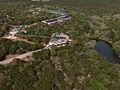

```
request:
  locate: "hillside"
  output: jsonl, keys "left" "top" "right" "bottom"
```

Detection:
{"left": 0, "top": 0, "right": 120, "bottom": 90}
{"left": 47, "top": 0, "right": 120, "bottom": 13}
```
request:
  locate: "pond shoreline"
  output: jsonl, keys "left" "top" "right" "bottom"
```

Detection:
{"left": 94, "top": 39, "right": 120, "bottom": 64}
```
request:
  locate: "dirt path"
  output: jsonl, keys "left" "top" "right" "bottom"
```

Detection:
{"left": 2, "top": 36, "right": 35, "bottom": 44}
{"left": 0, "top": 47, "right": 47, "bottom": 65}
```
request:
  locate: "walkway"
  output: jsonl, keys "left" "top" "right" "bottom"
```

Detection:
{"left": 0, "top": 47, "right": 47, "bottom": 65}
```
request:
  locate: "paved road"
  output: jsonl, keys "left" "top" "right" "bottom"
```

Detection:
{"left": 0, "top": 47, "right": 47, "bottom": 65}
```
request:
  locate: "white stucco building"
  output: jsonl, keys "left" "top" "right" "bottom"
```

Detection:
{"left": 47, "top": 33, "right": 72, "bottom": 47}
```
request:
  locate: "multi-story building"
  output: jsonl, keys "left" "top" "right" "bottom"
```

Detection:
{"left": 42, "top": 15, "right": 71, "bottom": 25}
{"left": 47, "top": 33, "right": 72, "bottom": 47}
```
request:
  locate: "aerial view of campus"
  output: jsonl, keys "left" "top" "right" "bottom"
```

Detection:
{"left": 0, "top": 0, "right": 120, "bottom": 90}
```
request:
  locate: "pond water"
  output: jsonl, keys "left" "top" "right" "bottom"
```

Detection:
{"left": 95, "top": 40, "right": 120, "bottom": 63}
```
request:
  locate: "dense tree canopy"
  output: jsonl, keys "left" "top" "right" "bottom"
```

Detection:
{"left": 0, "top": 0, "right": 120, "bottom": 90}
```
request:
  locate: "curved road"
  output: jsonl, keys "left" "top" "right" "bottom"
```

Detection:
{"left": 0, "top": 47, "right": 47, "bottom": 65}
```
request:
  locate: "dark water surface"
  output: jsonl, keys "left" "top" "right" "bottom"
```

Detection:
{"left": 95, "top": 40, "right": 120, "bottom": 63}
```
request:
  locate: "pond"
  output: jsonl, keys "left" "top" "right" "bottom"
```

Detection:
{"left": 95, "top": 40, "right": 120, "bottom": 64}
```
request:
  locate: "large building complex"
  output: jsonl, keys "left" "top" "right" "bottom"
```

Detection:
{"left": 42, "top": 15, "right": 71, "bottom": 25}
{"left": 47, "top": 33, "right": 72, "bottom": 47}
